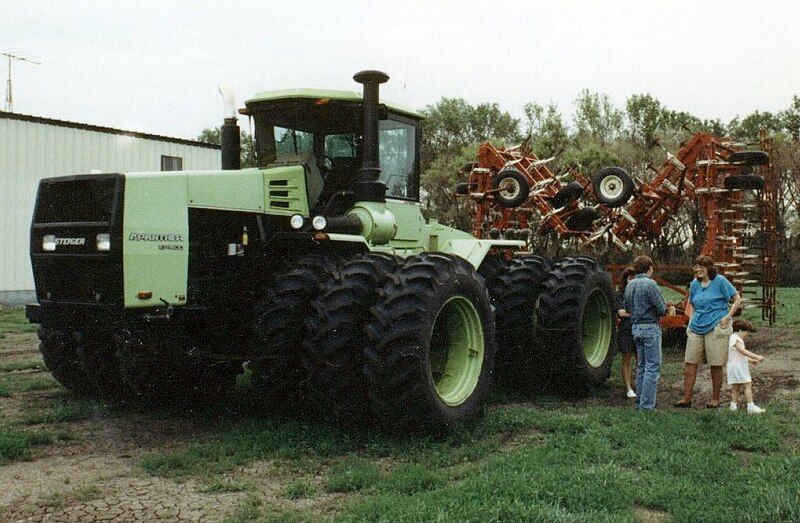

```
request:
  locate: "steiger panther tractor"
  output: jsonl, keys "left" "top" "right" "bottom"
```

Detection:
{"left": 27, "top": 70, "right": 616, "bottom": 433}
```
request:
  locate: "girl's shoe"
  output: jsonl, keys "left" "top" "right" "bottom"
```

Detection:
{"left": 747, "top": 403, "right": 765, "bottom": 414}
{"left": 730, "top": 402, "right": 738, "bottom": 411}
{"left": 626, "top": 389, "right": 637, "bottom": 398}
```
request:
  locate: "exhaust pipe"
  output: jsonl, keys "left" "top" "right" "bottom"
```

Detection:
{"left": 353, "top": 70, "right": 389, "bottom": 202}
{"left": 219, "top": 85, "right": 241, "bottom": 170}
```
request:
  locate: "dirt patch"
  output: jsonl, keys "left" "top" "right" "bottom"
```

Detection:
{"left": 635, "top": 505, "right": 670, "bottom": 522}
{"left": 596, "top": 327, "right": 800, "bottom": 409}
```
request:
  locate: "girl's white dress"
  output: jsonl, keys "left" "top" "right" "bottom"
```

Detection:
{"left": 727, "top": 333, "right": 751, "bottom": 384}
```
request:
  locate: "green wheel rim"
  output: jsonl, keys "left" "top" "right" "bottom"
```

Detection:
{"left": 429, "top": 296, "right": 485, "bottom": 406}
{"left": 582, "top": 289, "right": 612, "bottom": 368}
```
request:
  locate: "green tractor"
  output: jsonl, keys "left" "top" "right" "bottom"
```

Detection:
{"left": 27, "top": 71, "right": 616, "bottom": 432}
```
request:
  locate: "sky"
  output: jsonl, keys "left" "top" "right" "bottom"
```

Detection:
{"left": 3, "top": 1, "right": 800, "bottom": 141}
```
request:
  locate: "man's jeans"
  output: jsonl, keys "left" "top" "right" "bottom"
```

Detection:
{"left": 632, "top": 323, "right": 662, "bottom": 410}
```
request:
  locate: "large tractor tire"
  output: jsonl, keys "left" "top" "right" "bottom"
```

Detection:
{"left": 75, "top": 330, "right": 128, "bottom": 400}
{"left": 248, "top": 253, "right": 339, "bottom": 413}
{"left": 477, "top": 251, "right": 510, "bottom": 283}
{"left": 364, "top": 253, "right": 496, "bottom": 433}
{"left": 537, "top": 257, "right": 617, "bottom": 392}
{"left": 302, "top": 252, "right": 401, "bottom": 422}
{"left": 114, "top": 328, "right": 241, "bottom": 406}
{"left": 489, "top": 255, "right": 553, "bottom": 389}
{"left": 115, "top": 333, "right": 184, "bottom": 405}
{"left": 182, "top": 359, "right": 243, "bottom": 399}
{"left": 38, "top": 327, "right": 93, "bottom": 395}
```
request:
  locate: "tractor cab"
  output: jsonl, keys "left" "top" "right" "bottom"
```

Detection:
{"left": 242, "top": 89, "right": 422, "bottom": 211}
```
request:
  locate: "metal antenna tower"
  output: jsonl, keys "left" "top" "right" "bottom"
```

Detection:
{"left": 2, "top": 52, "right": 42, "bottom": 112}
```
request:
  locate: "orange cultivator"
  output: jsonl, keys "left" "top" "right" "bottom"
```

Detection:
{"left": 458, "top": 130, "right": 778, "bottom": 328}
{"left": 460, "top": 142, "right": 619, "bottom": 248}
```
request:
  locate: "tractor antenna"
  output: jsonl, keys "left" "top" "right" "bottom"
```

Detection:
{"left": 2, "top": 52, "right": 42, "bottom": 112}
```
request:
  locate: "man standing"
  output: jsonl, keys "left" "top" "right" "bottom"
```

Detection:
{"left": 624, "top": 255, "right": 667, "bottom": 411}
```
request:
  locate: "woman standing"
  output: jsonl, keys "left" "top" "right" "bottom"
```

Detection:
{"left": 675, "top": 255, "right": 742, "bottom": 408}
{"left": 616, "top": 267, "right": 637, "bottom": 398}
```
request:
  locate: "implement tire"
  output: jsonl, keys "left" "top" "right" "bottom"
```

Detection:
{"left": 593, "top": 167, "right": 634, "bottom": 207}
{"left": 492, "top": 169, "right": 531, "bottom": 208}
{"left": 565, "top": 207, "right": 602, "bottom": 231}
{"left": 727, "top": 151, "right": 769, "bottom": 166}
{"left": 537, "top": 257, "right": 616, "bottom": 392}
{"left": 248, "top": 253, "right": 339, "bottom": 413}
{"left": 303, "top": 253, "right": 402, "bottom": 422}
{"left": 38, "top": 327, "right": 93, "bottom": 395}
{"left": 490, "top": 255, "right": 553, "bottom": 389}
{"left": 364, "top": 253, "right": 496, "bottom": 433}
{"left": 724, "top": 174, "right": 765, "bottom": 191}
{"left": 550, "top": 181, "right": 584, "bottom": 209}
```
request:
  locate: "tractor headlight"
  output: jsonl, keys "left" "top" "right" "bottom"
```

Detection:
{"left": 290, "top": 214, "right": 304, "bottom": 230}
{"left": 311, "top": 216, "right": 327, "bottom": 231}
{"left": 42, "top": 235, "right": 56, "bottom": 252}
{"left": 96, "top": 233, "right": 110, "bottom": 251}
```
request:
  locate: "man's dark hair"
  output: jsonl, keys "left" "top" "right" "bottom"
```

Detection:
{"left": 632, "top": 255, "right": 653, "bottom": 275}
{"left": 694, "top": 255, "right": 718, "bottom": 279}
{"left": 733, "top": 318, "right": 756, "bottom": 333}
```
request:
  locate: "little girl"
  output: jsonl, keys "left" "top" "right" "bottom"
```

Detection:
{"left": 728, "top": 319, "right": 766, "bottom": 414}
{"left": 615, "top": 267, "right": 637, "bottom": 398}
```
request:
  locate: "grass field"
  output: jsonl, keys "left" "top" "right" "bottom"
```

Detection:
{"left": 1, "top": 292, "right": 798, "bottom": 521}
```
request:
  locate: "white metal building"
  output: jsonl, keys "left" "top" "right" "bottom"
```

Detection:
{"left": 0, "top": 111, "right": 221, "bottom": 304}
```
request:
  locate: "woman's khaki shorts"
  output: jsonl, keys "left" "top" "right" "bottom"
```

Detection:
{"left": 685, "top": 322, "right": 732, "bottom": 366}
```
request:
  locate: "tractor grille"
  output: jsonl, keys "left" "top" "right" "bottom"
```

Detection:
{"left": 30, "top": 174, "right": 125, "bottom": 306}
{"left": 267, "top": 178, "right": 305, "bottom": 213}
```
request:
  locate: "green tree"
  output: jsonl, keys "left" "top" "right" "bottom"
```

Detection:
{"left": 420, "top": 98, "right": 521, "bottom": 169}
{"left": 419, "top": 146, "right": 477, "bottom": 231}
{"left": 523, "top": 101, "right": 569, "bottom": 157}
{"left": 727, "top": 111, "right": 782, "bottom": 141}
{"left": 659, "top": 110, "right": 703, "bottom": 134}
{"left": 779, "top": 95, "right": 800, "bottom": 140}
{"left": 563, "top": 144, "right": 621, "bottom": 175}
{"left": 625, "top": 94, "right": 662, "bottom": 147}
{"left": 573, "top": 90, "right": 623, "bottom": 145}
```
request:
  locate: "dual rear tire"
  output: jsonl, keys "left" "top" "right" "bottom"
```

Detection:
{"left": 300, "top": 252, "right": 496, "bottom": 433}
{"left": 250, "top": 251, "right": 615, "bottom": 431}
{"left": 489, "top": 255, "right": 616, "bottom": 393}
{"left": 364, "top": 253, "right": 496, "bottom": 433}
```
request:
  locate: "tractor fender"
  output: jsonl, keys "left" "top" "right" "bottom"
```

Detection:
{"left": 445, "top": 239, "right": 524, "bottom": 269}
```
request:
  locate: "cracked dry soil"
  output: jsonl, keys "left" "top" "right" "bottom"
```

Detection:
{"left": 0, "top": 333, "right": 334, "bottom": 522}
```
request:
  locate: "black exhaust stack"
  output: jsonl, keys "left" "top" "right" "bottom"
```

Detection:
{"left": 221, "top": 117, "right": 241, "bottom": 170}
{"left": 353, "top": 70, "right": 389, "bottom": 202}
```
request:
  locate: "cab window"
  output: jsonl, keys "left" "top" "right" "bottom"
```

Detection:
{"left": 379, "top": 119, "right": 417, "bottom": 200}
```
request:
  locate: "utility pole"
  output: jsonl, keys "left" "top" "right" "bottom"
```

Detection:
{"left": 2, "top": 52, "right": 42, "bottom": 112}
